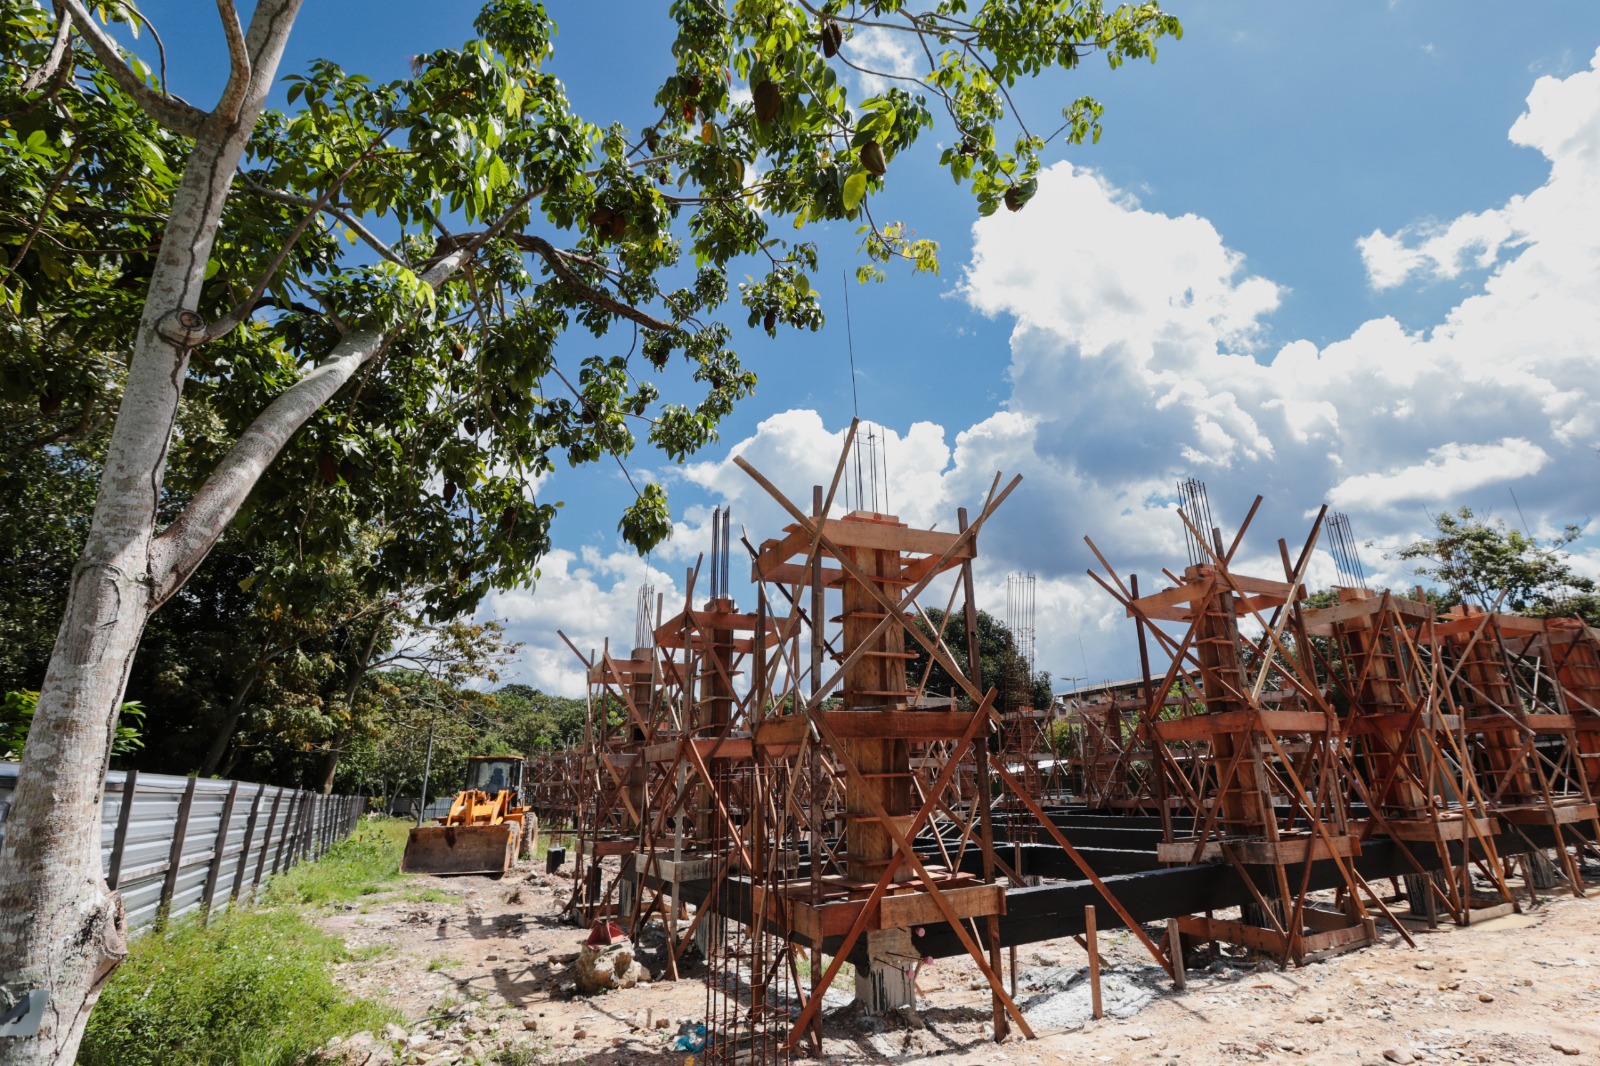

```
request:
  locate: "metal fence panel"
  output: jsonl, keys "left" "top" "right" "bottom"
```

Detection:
{"left": 0, "top": 763, "right": 363, "bottom": 937}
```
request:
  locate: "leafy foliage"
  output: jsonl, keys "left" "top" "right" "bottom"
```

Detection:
{"left": 3, "top": 0, "right": 1181, "bottom": 620}
{"left": 1, "top": 689, "right": 143, "bottom": 760}
{"left": 905, "top": 607, "right": 1051, "bottom": 711}
{"left": 1396, "top": 507, "right": 1597, "bottom": 623}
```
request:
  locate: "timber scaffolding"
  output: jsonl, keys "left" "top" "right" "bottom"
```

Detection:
{"left": 525, "top": 451, "right": 1598, "bottom": 1061}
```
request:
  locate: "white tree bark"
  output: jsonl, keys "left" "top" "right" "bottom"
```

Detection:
{"left": 0, "top": 3, "right": 304, "bottom": 1062}
{"left": 0, "top": 0, "right": 499, "bottom": 1054}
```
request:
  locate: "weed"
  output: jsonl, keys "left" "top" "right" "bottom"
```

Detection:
{"left": 427, "top": 955, "right": 460, "bottom": 972}
{"left": 494, "top": 1041, "right": 545, "bottom": 1065}
{"left": 80, "top": 906, "right": 397, "bottom": 1066}
{"left": 400, "top": 886, "right": 456, "bottom": 904}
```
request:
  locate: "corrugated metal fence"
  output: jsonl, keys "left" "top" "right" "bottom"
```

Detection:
{"left": 0, "top": 764, "right": 363, "bottom": 934}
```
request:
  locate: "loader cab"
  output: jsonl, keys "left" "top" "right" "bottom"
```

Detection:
{"left": 463, "top": 755, "right": 524, "bottom": 804}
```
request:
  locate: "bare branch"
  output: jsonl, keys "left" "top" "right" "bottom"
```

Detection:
{"left": 215, "top": 0, "right": 252, "bottom": 118}
{"left": 58, "top": 0, "right": 206, "bottom": 137}
{"left": 19, "top": 5, "right": 72, "bottom": 92}
{"left": 239, "top": 181, "right": 403, "bottom": 265}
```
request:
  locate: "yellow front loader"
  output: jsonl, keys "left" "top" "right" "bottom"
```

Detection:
{"left": 401, "top": 755, "right": 534, "bottom": 877}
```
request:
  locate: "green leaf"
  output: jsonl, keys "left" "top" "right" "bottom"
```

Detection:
{"left": 842, "top": 169, "right": 868, "bottom": 212}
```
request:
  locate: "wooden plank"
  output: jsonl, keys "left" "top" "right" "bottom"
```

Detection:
{"left": 1166, "top": 919, "right": 1186, "bottom": 991}
{"left": 752, "top": 561, "right": 847, "bottom": 588}
{"left": 879, "top": 883, "right": 1005, "bottom": 928}
{"left": 256, "top": 788, "right": 284, "bottom": 886}
{"left": 272, "top": 790, "right": 299, "bottom": 874}
{"left": 1157, "top": 834, "right": 1358, "bottom": 865}
{"left": 1498, "top": 802, "right": 1598, "bottom": 826}
{"left": 1378, "top": 814, "right": 1497, "bottom": 842}
{"left": 1086, "top": 905, "right": 1102, "bottom": 1020}
{"left": 822, "top": 710, "right": 981, "bottom": 739}
{"left": 1303, "top": 594, "right": 1433, "bottom": 632}
{"left": 232, "top": 789, "right": 263, "bottom": 901}
{"left": 1153, "top": 709, "right": 1329, "bottom": 743}
{"left": 202, "top": 781, "right": 239, "bottom": 921}
{"left": 1128, "top": 577, "right": 1213, "bottom": 619}
{"left": 1177, "top": 914, "right": 1288, "bottom": 957}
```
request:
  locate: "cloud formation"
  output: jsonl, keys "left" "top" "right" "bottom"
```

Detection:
{"left": 491, "top": 46, "right": 1600, "bottom": 695}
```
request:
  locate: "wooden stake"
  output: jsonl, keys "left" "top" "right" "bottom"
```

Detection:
{"left": 1167, "top": 919, "right": 1187, "bottom": 991}
{"left": 1086, "top": 904, "right": 1103, "bottom": 1020}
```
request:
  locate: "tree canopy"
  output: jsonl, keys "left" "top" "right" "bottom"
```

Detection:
{"left": 1397, "top": 507, "right": 1597, "bottom": 624}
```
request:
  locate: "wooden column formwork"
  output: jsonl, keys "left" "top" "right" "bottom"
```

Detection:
{"left": 1089, "top": 501, "right": 1390, "bottom": 966}
{"left": 1432, "top": 607, "right": 1600, "bottom": 895}
{"left": 627, "top": 565, "right": 791, "bottom": 982}
{"left": 1303, "top": 587, "right": 1515, "bottom": 924}
{"left": 559, "top": 634, "right": 687, "bottom": 925}
{"left": 699, "top": 428, "right": 1041, "bottom": 1059}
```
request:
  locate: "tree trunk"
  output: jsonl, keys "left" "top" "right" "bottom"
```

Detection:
{"left": 0, "top": 6, "right": 303, "bottom": 1062}
{"left": 318, "top": 626, "right": 383, "bottom": 794}
{"left": 199, "top": 659, "right": 265, "bottom": 778}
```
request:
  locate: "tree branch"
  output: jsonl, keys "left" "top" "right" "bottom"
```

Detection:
{"left": 239, "top": 181, "right": 403, "bottom": 265}
{"left": 19, "top": 4, "right": 72, "bottom": 92}
{"left": 58, "top": 0, "right": 207, "bottom": 137}
{"left": 150, "top": 245, "right": 475, "bottom": 600}
{"left": 214, "top": 0, "right": 252, "bottom": 119}
{"left": 507, "top": 233, "right": 674, "bottom": 331}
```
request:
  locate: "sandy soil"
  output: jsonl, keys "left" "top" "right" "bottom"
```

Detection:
{"left": 317, "top": 861, "right": 1600, "bottom": 1066}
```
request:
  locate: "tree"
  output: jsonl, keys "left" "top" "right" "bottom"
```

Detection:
{"left": 1397, "top": 507, "right": 1597, "bottom": 624}
{"left": 0, "top": 1, "right": 1179, "bottom": 1058}
{"left": 908, "top": 607, "right": 1051, "bottom": 711}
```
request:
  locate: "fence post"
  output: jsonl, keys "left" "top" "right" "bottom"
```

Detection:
{"left": 318, "top": 793, "right": 330, "bottom": 856}
{"left": 272, "top": 789, "right": 300, "bottom": 875}
{"left": 233, "top": 788, "right": 264, "bottom": 901}
{"left": 160, "top": 776, "right": 199, "bottom": 922}
{"left": 295, "top": 791, "right": 313, "bottom": 866}
{"left": 201, "top": 781, "right": 239, "bottom": 924}
{"left": 107, "top": 769, "right": 138, "bottom": 890}
{"left": 256, "top": 787, "right": 284, "bottom": 888}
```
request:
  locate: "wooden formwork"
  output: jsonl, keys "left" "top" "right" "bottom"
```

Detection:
{"left": 1432, "top": 607, "right": 1600, "bottom": 894}
{"left": 1066, "top": 675, "right": 1203, "bottom": 814}
{"left": 623, "top": 516, "right": 795, "bottom": 981}
{"left": 558, "top": 632, "right": 688, "bottom": 925}
{"left": 1089, "top": 501, "right": 1398, "bottom": 966}
{"left": 1302, "top": 587, "right": 1516, "bottom": 925}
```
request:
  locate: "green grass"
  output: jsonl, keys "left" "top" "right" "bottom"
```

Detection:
{"left": 79, "top": 906, "right": 399, "bottom": 1066}
{"left": 80, "top": 817, "right": 419, "bottom": 1065}
{"left": 262, "top": 817, "right": 410, "bottom": 907}
{"left": 399, "top": 886, "right": 456, "bottom": 904}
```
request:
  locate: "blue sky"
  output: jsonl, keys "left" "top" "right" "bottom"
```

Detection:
{"left": 129, "top": 3, "right": 1600, "bottom": 694}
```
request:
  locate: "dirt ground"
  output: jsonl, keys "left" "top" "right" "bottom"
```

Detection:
{"left": 317, "top": 858, "right": 1600, "bottom": 1066}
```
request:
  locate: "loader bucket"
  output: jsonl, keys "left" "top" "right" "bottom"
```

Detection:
{"left": 401, "top": 822, "right": 520, "bottom": 877}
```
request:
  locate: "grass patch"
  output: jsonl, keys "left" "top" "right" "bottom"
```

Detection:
{"left": 263, "top": 817, "right": 410, "bottom": 907}
{"left": 399, "top": 886, "right": 456, "bottom": 904}
{"left": 80, "top": 906, "right": 398, "bottom": 1066}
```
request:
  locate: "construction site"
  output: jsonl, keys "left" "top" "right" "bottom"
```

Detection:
{"left": 408, "top": 419, "right": 1598, "bottom": 1066}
